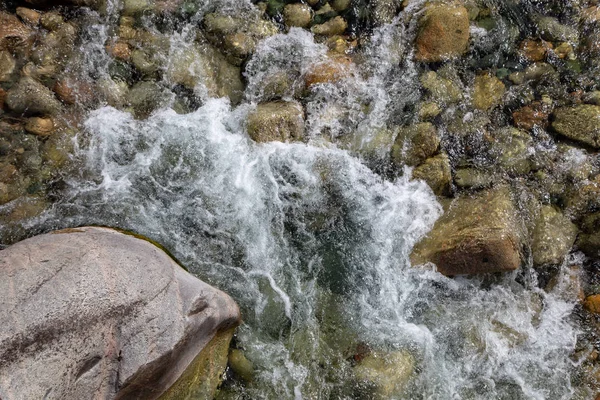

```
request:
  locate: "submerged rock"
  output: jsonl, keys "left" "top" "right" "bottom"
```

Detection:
{"left": 411, "top": 186, "right": 523, "bottom": 275}
{"left": 5, "top": 77, "right": 62, "bottom": 116}
{"left": 415, "top": 1, "right": 470, "bottom": 62}
{"left": 311, "top": 16, "right": 348, "bottom": 36}
{"left": 531, "top": 205, "right": 578, "bottom": 267}
{"left": 391, "top": 122, "right": 440, "bottom": 167}
{"left": 247, "top": 101, "right": 305, "bottom": 143}
{"left": 354, "top": 350, "right": 414, "bottom": 399}
{"left": 283, "top": 3, "right": 312, "bottom": 28}
{"left": 0, "top": 226, "right": 240, "bottom": 400}
{"left": 472, "top": 73, "right": 505, "bottom": 111}
{"left": 412, "top": 153, "right": 451, "bottom": 196}
{"left": 552, "top": 105, "right": 600, "bottom": 148}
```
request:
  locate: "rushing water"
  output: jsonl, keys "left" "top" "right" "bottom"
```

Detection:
{"left": 1, "top": 0, "right": 588, "bottom": 398}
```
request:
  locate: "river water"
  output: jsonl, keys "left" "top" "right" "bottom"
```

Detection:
{"left": 2, "top": 0, "right": 587, "bottom": 398}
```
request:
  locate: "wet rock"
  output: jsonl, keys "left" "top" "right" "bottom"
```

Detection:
{"left": 472, "top": 73, "right": 505, "bottom": 111}
{"left": 40, "top": 12, "right": 64, "bottom": 31}
{"left": 420, "top": 71, "right": 462, "bottom": 105}
{"left": 390, "top": 122, "right": 440, "bottom": 167}
{"left": 415, "top": 1, "right": 470, "bottom": 62}
{"left": 16, "top": 7, "right": 41, "bottom": 26}
{"left": 354, "top": 350, "right": 414, "bottom": 399}
{"left": 228, "top": 349, "right": 255, "bottom": 383}
{"left": 531, "top": 205, "right": 578, "bottom": 267}
{"left": 304, "top": 55, "right": 353, "bottom": 88}
{"left": 490, "top": 127, "right": 532, "bottom": 175}
{"left": 247, "top": 101, "right": 304, "bottom": 143}
{"left": 24, "top": 116, "right": 55, "bottom": 137}
{"left": 454, "top": 167, "right": 495, "bottom": 189}
{"left": 411, "top": 186, "right": 523, "bottom": 275}
{"left": 166, "top": 42, "right": 244, "bottom": 104}
{"left": 283, "top": 3, "right": 312, "bottom": 28}
{"left": 311, "top": 16, "right": 348, "bottom": 36}
{"left": 53, "top": 77, "right": 95, "bottom": 106}
{"left": 535, "top": 15, "right": 578, "bottom": 43}
{"left": 371, "top": 0, "right": 399, "bottom": 25}
{"left": 122, "top": 0, "right": 153, "bottom": 15}
{"left": 5, "top": 77, "right": 62, "bottom": 116}
{"left": 565, "top": 175, "right": 600, "bottom": 218}
{"left": 0, "top": 226, "right": 240, "bottom": 399}
{"left": 583, "top": 91, "right": 600, "bottom": 106}
{"left": 518, "top": 39, "right": 552, "bottom": 62}
{"left": 412, "top": 153, "right": 451, "bottom": 196}
{"left": 126, "top": 81, "right": 168, "bottom": 119}
{"left": 0, "top": 51, "right": 16, "bottom": 82}
{"left": 512, "top": 102, "right": 550, "bottom": 131}
{"left": 1, "top": 195, "right": 47, "bottom": 222}
{"left": 97, "top": 77, "right": 129, "bottom": 108}
{"left": 0, "top": 11, "right": 34, "bottom": 53}
{"left": 131, "top": 49, "right": 159, "bottom": 77}
{"left": 106, "top": 41, "right": 132, "bottom": 61}
{"left": 584, "top": 295, "right": 600, "bottom": 314}
{"left": 332, "top": 0, "right": 351, "bottom": 12}
{"left": 418, "top": 101, "right": 441, "bottom": 120}
{"left": 552, "top": 105, "right": 600, "bottom": 148}
{"left": 30, "top": 22, "right": 77, "bottom": 71}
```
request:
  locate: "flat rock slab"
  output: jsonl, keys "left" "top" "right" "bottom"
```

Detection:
{"left": 0, "top": 226, "right": 240, "bottom": 400}
{"left": 411, "top": 187, "right": 523, "bottom": 275}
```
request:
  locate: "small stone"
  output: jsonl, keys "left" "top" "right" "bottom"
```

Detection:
{"left": 247, "top": 101, "right": 305, "bottom": 143}
{"left": 354, "top": 351, "right": 414, "bottom": 399}
{"left": 0, "top": 163, "right": 18, "bottom": 183}
{"left": 0, "top": 50, "right": 16, "bottom": 82}
{"left": 472, "top": 73, "right": 505, "bottom": 111}
{"left": 512, "top": 102, "right": 550, "bottom": 131}
{"left": 283, "top": 3, "right": 312, "bottom": 28}
{"left": 518, "top": 39, "right": 552, "bottom": 62}
{"left": 531, "top": 206, "right": 578, "bottom": 267}
{"left": 454, "top": 167, "right": 494, "bottom": 189}
{"left": 411, "top": 153, "right": 451, "bottom": 196}
{"left": 122, "top": 0, "right": 153, "bottom": 15}
{"left": 391, "top": 122, "right": 440, "bottom": 167}
{"left": 311, "top": 16, "right": 348, "bottom": 36}
{"left": 411, "top": 186, "right": 523, "bottom": 275}
{"left": 584, "top": 295, "right": 600, "bottom": 314}
{"left": 223, "top": 32, "right": 256, "bottom": 59}
{"left": 418, "top": 102, "right": 441, "bottom": 120}
{"left": 552, "top": 105, "right": 600, "bottom": 148}
{"left": 126, "top": 81, "right": 168, "bottom": 119}
{"left": 420, "top": 71, "right": 462, "bottom": 104}
{"left": 24, "top": 117, "right": 55, "bottom": 136}
{"left": 16, "top": 7, "right": 41, "bottom": 26}
{"left": 331, "top": 0, "right": 351, "bottom": 12}
{"left": 553, "top": 42, "right": 574, "bottom": 60}
{"left": 535, "top": 15, "right": 578, "bottom": 43}
{"left": 415, "top": 1, "right": 470, "bottom": 62}
{"left": 5, "top": 77, "right": 62, "bottom": 116}
{"left": 40, "top": 12, "right": 64, "bottom": 31}
{"left": 53, "top": 78, "right": 95, "bottom": 106}
{"left": 131, "top": 49, "right": 158, "bottom": 76}
{"left": 490, "top": 127, "right": 532, "bottom": 175}
{"left": 0, "top": 11, "right": 34, "bottom": 52}
{"left": 106, "top": 41, "right": 131, "bottom": 61}
{"left": 304, "top": 55, "right": 353, "bottom": 88}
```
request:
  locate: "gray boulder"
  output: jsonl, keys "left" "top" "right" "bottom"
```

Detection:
{"left": 0, "top": 226, "right": 240, "bottom": 400}
{"left": 5, "top": 76, "right": 62, "bottom": 116}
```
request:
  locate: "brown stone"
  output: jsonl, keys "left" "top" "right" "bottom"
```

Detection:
{"left": 16, "top": 7, "right": 41, "bottom": 26}
{"left": 0, "top": 226, "right": 241, "bottom": 399}
{"left": 415, "top": 1, "right": 470, "bottom": 62}
{"left": 0, "top": 88, "right": 5, "bottom": 110}
{"left": 311, "top": 16, "right": 348, "bottom": 36}
{"left": 518, "top": 39, "right": 552, "bottom": 62}
{"left": 247, "top": 101, "right": 305, "bottom": 143}
{"left": 585, "top": 294, "right": 600, "bottom": 314}
{"left": 304, "top": 55, "right": 353, "bottom": 88}
{"left": 512, "top": 102, "right": 550, "bottom": 131}
{"left": 106, "top": 41, "right": 131, "bottom": 61}
{"left": 412, "top": 153, "right": 452, "bottom": 196}
{"left": 24, "top": 116, "right": 55, "bottom": 136}
{"left": 0, "top": 11, "right": 35, "bottom": 53}
{"left": 411, "top": 187, "right": 523, "bottom": 275}
{"left": 472, "top": 73, "right": 505, "bottom": 111}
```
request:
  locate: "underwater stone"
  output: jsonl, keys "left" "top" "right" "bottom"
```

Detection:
{"left": 0, "top": 11, "right": 34, "bottom": 53}
{"left": 247, "top": 101, "right": 305, "bottom": 143}
{"left": 283, "top": 3, "right": 312, "bottom": 28}
{"left": 0, "top": 226, "right": 240, "bottom": 400}
{"left": 411, "top": 186, "right": 523, "bottom": 275}
{"left": 391, "top": 122, "right": 440, "bottom": 168}
{"left": 354, "top": 350, "right": 414, "bottom": 399}
{"left": 311, "top": 16, "right": 348, "bottom": 36}
{"left": 472, "top": 73, "right": 505, "bottom": 111}
{"left": 415, "top": 1, "right": 470, "bottom": 62}
{"left": 411, "top": 153, "right": 451, "bottom": 196}
{"left": 5, "top": 77, "right": 62, "bottom": 116}
{"left": 420, "top": 71, "right": 462, "bottom": 105}
{"left": 531, "top": 205, "right": 578, "bottom": 267}
{"left": 552, "top": 105, "right": 600, "bottom": 148}
{"left": 0, "top": 51, "right": 16, "bottom": 82}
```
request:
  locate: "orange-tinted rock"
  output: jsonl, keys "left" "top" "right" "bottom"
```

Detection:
{"left": 518, "top": 39, "right": 552, "bottom": 62}
{"left": 53, "top": 78, "right": 95, "bottom": 106}
{"left": 584, "top": 294, "right": 600, "bottom": 314}
{"left": 0, "top": 88, "right": 6, "bottom": 110}
{"left": 16, "top": 7, "right": 41, "bottom": 26}
{"left": 25, "top": 116, "right": 55, "bottom": 136}
{"left": 415, "top": 1, "right": 470, "bottom": 62}
{"left": 512, "top": 102, "right": 550, "bottom": 130}
{"left": 304, "top": 55, "right": 353, "bottom": 88}
{"left": 106, "top": 41, "right": 131, "bottom": 61}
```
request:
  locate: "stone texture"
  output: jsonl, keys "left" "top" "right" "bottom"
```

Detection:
{"left": 391, "top": 122, "right": 440, "bottom": 167}
{"left": 0, "top": 226, "right": 240, "bottom": 400}
{"left": 354, "top": 350, "right": 414, "bottom": 399}
{"left": 311, "top": 16, "right": 348, "bottom": 36}
{"left": 283, "top": 4, "right": 312, "bottom": 28}
{"left": 415, "top": 1, "right": 470, "bottom": 62}
{"left": 0, "top": 11, "right": 34, "bottom": 52}
{"left": 304, "top": 55, "right": 353, "bottom": 88}
{"left": 5, "top": 77, "right": 62, "bottom": 116}
{"left": 411, "top": 187, "right": 523, "bottom": 275}
{"left": 531, "top": 205, "right": 578, "bottom": 267}
{"left": 412, "top": 153, "right": 451, "bottom": 196}
{"left": 552, "top": 105, "right": 600, "bottom": 148}
{"left": 247, "top": 101, "right": 305, "bottom": 143}
{"left": 472, "top": 73, "right": 505, "bottom": 111}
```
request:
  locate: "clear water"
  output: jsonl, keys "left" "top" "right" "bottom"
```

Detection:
{"left": 1, "top": 1, "right": 585, "bottom": 398}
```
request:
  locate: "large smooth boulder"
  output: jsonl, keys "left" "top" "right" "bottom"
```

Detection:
{"left": 0, "top": 226, "right": 240, "bottom": 400}
{"left": 411, "top": 187, "right": 523, "bottom": 275}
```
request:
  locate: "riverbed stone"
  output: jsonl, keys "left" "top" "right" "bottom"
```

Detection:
{"left": 0, "top": 51, "right": 16, "bottom": 82}
{"left": 412, "top": 153, "right": 451, "bottom": 196}
{"left": 552, "top": 105, "right": 600, "bottom": 148}
{"left": 415, "top": 1, "right": 470, "bottom": 62}
{"left": 24, "top": 116, "right": 55, "bottom": 136}
{"left": 247, "top": 101, "right": 305, "bottom": 143}
{"left": 411, "top": 186, "right": 523, "bottom": 275}
{"left": 304, "top": 55, "right": 354, "bottom": 88}
{"left": 391, "top": 122, "right": 440, "bottom": 167}
{"left": 531, "top": 205, "right": 578, "bottom": 267}
{"left": 5, "top": 77, "right": 62, "bottom": 116}
{"left": 354, "top": 350, "right": 414, "bottom": 399}
{"left": 311, "top": 16, "right": 348, "bottom": 36}
{"left": 283, "top": 3, "right": 312, "bottom": 28}
{"left": 472, "top": 73, "right": 505, "bottom": 111}
{"left": 126, "top": 80, "right": 168, "bottom": 118}
{"left": 0, "top": 226, "right": 240, "bottom": 400}
{"left": 420, "top": 71, "right": 462, "bottom": 105}
{"left": 0, "top": 11, "right": 34, "bottom": 53}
